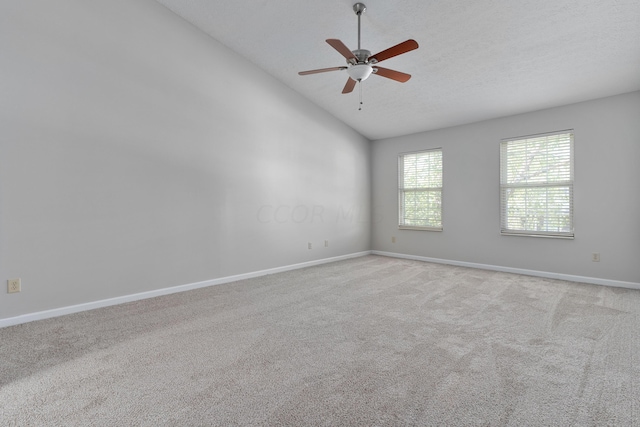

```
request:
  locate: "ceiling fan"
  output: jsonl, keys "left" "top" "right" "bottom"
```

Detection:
{"left": 298, "top": 3, "right": 418, "bottom": 98}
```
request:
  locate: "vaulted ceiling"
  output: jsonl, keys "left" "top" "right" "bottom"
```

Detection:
{"left": 155, "top": 0, "right": 640, "bottom": 140}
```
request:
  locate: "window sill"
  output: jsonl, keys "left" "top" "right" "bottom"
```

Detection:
{"left": 399, "top": 226, "right": 443, "bottom": 232}
{"left": 500, "top": 231, "right": 574, "bottom": 239}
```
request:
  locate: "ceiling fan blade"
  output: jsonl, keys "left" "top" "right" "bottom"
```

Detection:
{"left": 326, "top": 39, "right": 357, "bottom": 62}
{"left": 369, "top": 39, "right": 419, "bottom": 63}
{"left": 373, "top": 66, "right": 411, "bottom": 83}
{"left": 342, "top": 77, "right": 357, "bottom": 94}
{"left": 298, "top": 66, "right": 347, "bottom": 75}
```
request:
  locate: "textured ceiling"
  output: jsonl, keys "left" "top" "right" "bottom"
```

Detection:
{"left": 154, "top": 0, "right": 640, "bottom": 140}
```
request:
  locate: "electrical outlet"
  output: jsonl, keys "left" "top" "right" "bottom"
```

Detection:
{"left": 324, "top": 240, "right": 329, "bottom": 247}
{"left": 392, "top": 236, "right": 396, "bottom": 243}
{"left": 592, "top": 253, "right": 600, "bottom": 262}
{"left": 308, "top": 242, "right": 312, "bottom": 250}
{"left": 7, "top": 278, "right": 21, "bottom": 293}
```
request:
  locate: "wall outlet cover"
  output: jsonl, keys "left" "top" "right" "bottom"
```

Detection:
{"left": 8, "top": 278, "right": 21, "bottom": 293}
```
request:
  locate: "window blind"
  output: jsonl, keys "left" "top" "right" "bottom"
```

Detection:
{"left": 500, "top": 131, "right": 574, "bottom": 237}
{"left": 398, "top": 149, "right": 443, "bottom": 231}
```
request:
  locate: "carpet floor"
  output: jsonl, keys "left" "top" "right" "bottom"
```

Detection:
{"left": 1, "top": 255, "right": 639, "bottom": 426}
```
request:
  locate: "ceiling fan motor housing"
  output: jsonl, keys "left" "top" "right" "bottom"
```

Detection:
{"left": 352, "top": 49, "right": 371, "bottom": 64}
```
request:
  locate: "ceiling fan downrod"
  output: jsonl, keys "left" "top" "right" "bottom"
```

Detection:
{"left": 354, "top": 3, "right": 366, "bottom": 51}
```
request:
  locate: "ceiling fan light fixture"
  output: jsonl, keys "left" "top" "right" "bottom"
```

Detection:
{"left": 347, "top": 63, "right": 373, "bottom": 82}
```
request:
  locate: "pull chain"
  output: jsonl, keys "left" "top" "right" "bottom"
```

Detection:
{"left": 358, "top": 81, "right": 363, "bottom": 111}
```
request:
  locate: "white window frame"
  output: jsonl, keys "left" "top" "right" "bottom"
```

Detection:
{"left": 500, "top": 130, "right": 574, "bottom": 238}
{"left": 398, "top": 148, "right": 443, "bottom": 231}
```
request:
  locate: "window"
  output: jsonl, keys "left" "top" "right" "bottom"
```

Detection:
{"left": 500, "top": 130, "right": 574, "bottom": 238}
{"left": 398, "top": 149, "right": 443, "bottom": 231}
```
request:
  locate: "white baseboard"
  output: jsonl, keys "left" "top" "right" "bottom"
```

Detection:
{"left": 5, "top": 250, "right": 634, "bottom": 329}
{"left": 0, "top": 251, "right": 372, "bottom": 329}
{"left": 372, "top": 250, "right": 640, "bottom": 291}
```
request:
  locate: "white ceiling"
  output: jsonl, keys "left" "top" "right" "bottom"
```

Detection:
{"left": 154, "top": 0, "right": 640, "bottom": 140}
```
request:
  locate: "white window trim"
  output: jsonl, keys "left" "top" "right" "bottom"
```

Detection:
{"left": 398, "top": 148, "right": 443, "bottom": 232}
{"left": 499, "top": 130, "right": 574, "bottom": 239}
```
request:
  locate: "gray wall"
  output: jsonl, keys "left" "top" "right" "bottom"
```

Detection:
{"left": 0, "top": 0, "right": 371, "bottom": 319}
{"left": 372, "top": 91, "right": 640, "bottom": 283}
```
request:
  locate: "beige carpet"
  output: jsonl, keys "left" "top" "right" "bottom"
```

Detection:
{"left": 1, "top": 255, "right": 638, "bottom": 426}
